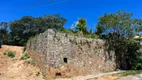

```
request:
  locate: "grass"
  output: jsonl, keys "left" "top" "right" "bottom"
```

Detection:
{"left": 118, "top": 70, "right": 142, "bottom": 76}
{"left": 85, "top": 34, "right": 99, "bottom": 39}
{"left": 89, "top": 70, "right": 142, "bottom": 80}
{"left": 7, "top": 51, "right": 16, "bottom": 58}
{"left": 20, "top": 53, "right": 30, "bottom": 60}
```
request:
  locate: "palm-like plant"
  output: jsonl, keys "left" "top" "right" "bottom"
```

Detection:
{"left": 74, "top": 18, "right": 88, "bottom": 35}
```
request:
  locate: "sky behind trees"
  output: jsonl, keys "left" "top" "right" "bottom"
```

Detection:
{"left": 0, "top": 0, "right": 142, "bottom": 30}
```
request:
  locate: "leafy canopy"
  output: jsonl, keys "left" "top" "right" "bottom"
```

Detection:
{"left": 10, "top": 14, "right": 67, "bottom": 46}
{"left": 96, "top": 10, "right": 135, "bottom": 39}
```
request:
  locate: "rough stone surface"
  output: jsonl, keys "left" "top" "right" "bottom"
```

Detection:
{"left": 26, "top": 29, "right": 116, "bottom": 80}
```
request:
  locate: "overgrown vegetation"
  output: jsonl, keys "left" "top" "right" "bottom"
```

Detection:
{"left": 119, "top": 39, "right": 142, "bottom": 70}
{"left": 95, "top": 10, "right": 142, "bottom": 70}
{"left": 7, "top": 51, "right": 16, "bottom": 58}
{"left": 58, "top": 18, "right": 98, "bottom": 38}
{"left": 0, "top": 14, "right": 67, "bottom": 46}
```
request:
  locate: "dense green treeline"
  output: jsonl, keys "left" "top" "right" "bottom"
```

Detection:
{"left": 0, "top": 14, "right": 67, "bottom": 46}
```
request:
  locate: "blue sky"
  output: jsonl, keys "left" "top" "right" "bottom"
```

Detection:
{"left": 0, "top": 0, "right": 142, "bottom": 30}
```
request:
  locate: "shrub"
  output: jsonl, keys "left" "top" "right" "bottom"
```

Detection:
{"left": 132, "top": 51, "right": 142, "bottom": 70}
{"left": 7, "top": 51, "right": 16, "bottom": 58}
{"left": 20, "top": 53, "right": 30, "bottom": 60}
{"left": 0, "top": 40, "right": 2, "bottom": 48}
{"left": 23, "top": 47, "right": 26, "bottom": 53}
{"left": 118, "top": 39, "right": 142, "bottom": 70}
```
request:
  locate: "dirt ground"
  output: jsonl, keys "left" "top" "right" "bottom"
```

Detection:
{"left": 88, "top": 75, "right": 120, "bottom": 80}
{"left": 0, "top": 45, "right": 44, "bottom": 80}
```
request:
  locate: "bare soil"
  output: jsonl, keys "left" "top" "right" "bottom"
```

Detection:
{"left": 0, "top": 45, "right": 44, "bottom": 80}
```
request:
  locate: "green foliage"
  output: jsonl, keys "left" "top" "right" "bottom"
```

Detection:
{"left": 0, "top": 40, "right": 2, "bottom": 48}
{"left": 132, "top": 51, "right": 142, "bottom": 70}
{"left": 58, "top": 27, "right": 98, "bottom": 39}
{"left": 132, "top": 19, "right": 142, "bottom": 34}
{"left": 96, "top": 10, "right": 142, "bottom": 70}
{"left": 8, "top": 14, "right": 66, "bottom": 46}
{"left": 85, "top": 34, "right": 98, "bottom": 39}
{"left": 116, "top": 39, "right": 142, "bottom": 70}
{"left": 7, "top": 51, "right": 16, "bottom": 58}
{"left": 96, "top": 10, "right": 134, "bottom": 39}
{"left": 20, "top": 53, "right": 30, "bottom": 60}
{"left": 58, "top": 27, "right": 75, "bottom": 34}
{"left": 73, "top": 18, "right": 89, "bottom": 35}
{"left": 0, "top": 22, "right": 9, "bottom": 44}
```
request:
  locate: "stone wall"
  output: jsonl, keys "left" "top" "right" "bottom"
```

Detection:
{"left": 26, "top": 29, "right": 116, "bottom": 79}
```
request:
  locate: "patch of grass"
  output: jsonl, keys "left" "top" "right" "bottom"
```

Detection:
{"left": 85, "top": 34, "right": 99, "bottom": 39}
{"left": 118, "top": 70, "right": 142, "bottom": 76}
{"left": 89, "top": 70, "right": 142, "bottom": 80}
{"left": 7, "top": 51, "right": 16, "bottom": 58}
{"left": 20, "top": 53, "right": 30, "bottom": 60}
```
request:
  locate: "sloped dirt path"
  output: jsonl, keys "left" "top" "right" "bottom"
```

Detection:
{"left": 56, "top": 71, "right": 142, "bottom": 80}
{"left": 56, "top": 71, "right": 123, "bottom": 80}
{"left": 72, "top": 71, "right": 123, "bottom": 80}
{"left": 0, "top": 45, "right": 44, "bottom": 80}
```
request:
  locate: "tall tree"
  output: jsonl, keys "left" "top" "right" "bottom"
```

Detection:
{"left": 10, "top": 14, "right": 67, "bottom": 46}
{"left": 96, "top": 10, "right": 142, "bottom": 69}
{"left": 96, "top": 10, "right": 134, "bottom": 39}
{"left": 0, "top": 22, "right": 9, "bottom": 44}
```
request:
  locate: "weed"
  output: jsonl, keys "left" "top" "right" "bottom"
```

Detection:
{"left": 7, "top": 51, "right": 16, "bottom": 58}
{"left": 20, "top": 53, "right": 30, "bottom": 60}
